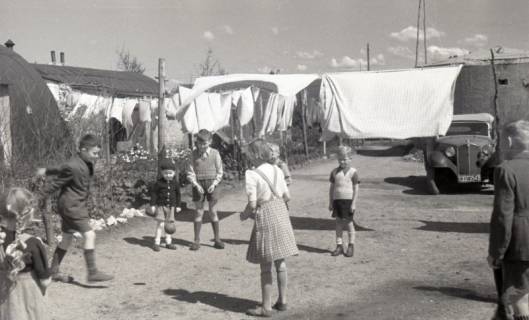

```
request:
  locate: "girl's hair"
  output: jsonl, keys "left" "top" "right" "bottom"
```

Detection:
{"left": 246, "top": 139, "right": 273, "bottom": 166}
{"left": 267, "top": 143, "right": 281, "bottom": 164}
{"left": 504, "top": 120, "right": 529, "bottom": 151}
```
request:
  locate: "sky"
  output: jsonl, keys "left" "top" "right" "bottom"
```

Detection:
{"left": 1, "top": 0, "right": 528, "bottom": 82}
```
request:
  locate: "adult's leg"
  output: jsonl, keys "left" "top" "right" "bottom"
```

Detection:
{"left": 208, "top": 199, "right": 224, "bottom": 248}
{"left": 50, "top": 232, "right": 74, "bottom": 282}
{"left": 275, "top": 259, "right": 288, "bottom": 307}
{"left": 83, "top": 230, "right": 113, "bottom": 282}
{"left": 191, "top": 201, "right": 204, "bottom": 250}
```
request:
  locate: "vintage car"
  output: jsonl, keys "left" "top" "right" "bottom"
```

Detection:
{"left": 423, "top": 113, "right": 497, "bottom": 194}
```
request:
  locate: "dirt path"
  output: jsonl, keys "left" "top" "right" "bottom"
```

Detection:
{"left": 47, "top": 152, "right": 498, "bottom": 320}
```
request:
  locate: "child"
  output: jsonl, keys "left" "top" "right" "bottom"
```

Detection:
{"left": 37, "top": 134, "right": 113, "bottom": 283}
{"left": 328, "top": 146, "right": 360, "bottom": 257}
{"left": 149, "top": 158, "right": 181, "bottom": 252}
{"left": 268, "top": 143, "right": 292, "bottom": 185}
{"left": 0, "top": 187, "right": 51, "bottom": 320}
{"left": 186, "top": 129, "right": 224, "bottom": 251}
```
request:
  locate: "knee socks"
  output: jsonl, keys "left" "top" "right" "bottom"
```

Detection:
{"left": 51, "top": 247, "right": 67, "bottom": 273}
{"left": 84, "top": 249, "right": 97, "bottom": 275}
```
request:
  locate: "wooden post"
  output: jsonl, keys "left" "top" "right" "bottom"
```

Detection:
{"left": 490, "top": 49, "right": 502, "bottom": 163}
{"left": 367, "top": 43, "right": 370, "bottom": 71}
{"left": 415, "top": 0, "right": 421, "bottom": 67}
{"left": 423, "top": 0, "right": 427, "bottom": 65}
{"left": 301, "top": 90, "right": 309, "bottom": 158}
{"left": 157, "top": 58, "right": 166, "bottom": 160}
{"left": 323, "top": 140, "right": 327, "bottom": 159}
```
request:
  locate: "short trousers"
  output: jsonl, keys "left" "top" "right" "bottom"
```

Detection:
{"left": 332, "top": 199, "right": 355, "bottom": 220}
{"left": 154, "top": 206, "right": 174, "bottom": 222}
{"left": 192, "top": 179, "right": 219, "bottom": 202}
{"left": 61, "top": 215, "right": 92, "bottom": 233}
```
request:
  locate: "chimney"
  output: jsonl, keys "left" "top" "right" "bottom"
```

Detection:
{"left": 50, "top": 51, "right": 56, "bottom": 65}
{"left": 60, "top": 52, "right": 65, "bottom": 66}
{"left": 4, "top": 39, "right": 15, "bottom": 50}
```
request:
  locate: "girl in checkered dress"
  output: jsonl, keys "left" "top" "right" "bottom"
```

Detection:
{"left": 240, "top": 139, "right": 298, "bottom": 317}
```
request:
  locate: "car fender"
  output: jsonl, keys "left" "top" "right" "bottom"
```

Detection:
{"left": 428, "top": 151, "right": 450, "bottom": 168}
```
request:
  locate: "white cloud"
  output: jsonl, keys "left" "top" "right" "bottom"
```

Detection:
{"left": 271, "top": 27, "right": 279, "bottom": 35}
{"left": 296, "top": 50, "right": 323, "bottom": 59}
{"left": 370, "top": 54, "right": 386, "bottom": 65}
{"left": 387, "top": 46, "right": 415, "bottom": 59}
{"left": 463, "top": 34, "right": 488, "bottom": 47}
{"left": 203, "top": 31, "right": 215, "bottom": 41}
{"left": 428, "top": 45, "right": 469, "bottom": 61}
{"left": 257, "top": 66, "right": 273, "bottom": 73}
{"left": 222, "top": 25, "right": 234, "bottom": 35}
{"left": 330, "top": 56, "right": 359, "bottom": 68}
{"left": 390, "top": 26, "right": 445, "bottom": 42}
{"left": 297, "top": 64, "right": 308, "bottom": 71}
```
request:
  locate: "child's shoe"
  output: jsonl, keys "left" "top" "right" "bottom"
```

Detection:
{"left": 344, "top": 244, "right": 354, "bottom": 257}
{"left": 331, "top": 244, "right": 344, "bottom": 256}
{"left": 214, "top": 240, "right": 225, "bottom": 249}
{"left": 190, "top": 242, "right": 201, "bottom": 251}
{"left": 166, "top": 243, "right": 177, "bottom": 250}
{"left": 272, "top": 301, "right": 288, "bottom": 311}
{"left": 153, "top": 244, "right": 161, "bottom": 252}
{"left": 87, "top": 270, "right": 114, "bottom": 282}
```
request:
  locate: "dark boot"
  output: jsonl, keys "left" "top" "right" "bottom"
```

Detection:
{"left": 50, "top": 247, "right": 73, "bottom": 283}
{"left": 211, "top": 221, "right": 224, "bottom": 249}
{"left": 331, "top": 245, "right": 344, "bottom": 256}
{"left": 84, "top": 249, "right": 114, "bottom": 282}
{"left": 190, "top": 222, "right": 202, "bottom": 251}
{"left": 344, "top": 244, "right": 355, "bottom": 257}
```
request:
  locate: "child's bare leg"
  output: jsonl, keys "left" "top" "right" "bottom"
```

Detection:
{"left": 275, "top": 259, "right": 287, "bottom": 305}
{"left": 154, "top": 221, "right": 164, "bottom": 245}
{"left": 191, "top": 201, "right": 204, "bottom": 250}
{"left": 260, "top": 262, "right": 273, "bottom": 311}
{"left": 331, "top": 218, "right": 345, "bottom": 256}
{"left": 208, "top": 200, "right": 224, "bottom": 248}
{"left": 344, "top": 219, "right": 355, "bottom": 257}
{"left": 50, "top": 232, "right": 74, "bottom": 282}
{"left": 82, "top": 230, "right": 113, "bottom": 282}
{"left": 511, "top": 292, "right": 529, "bottom": 317}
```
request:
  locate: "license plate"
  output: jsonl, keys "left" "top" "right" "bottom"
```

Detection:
{"left": 458, "top": 174, "right": 481, "bottom": 183}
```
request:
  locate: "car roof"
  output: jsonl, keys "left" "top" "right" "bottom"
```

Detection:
{"left": 452, "top": 113, "right": 494, "bottom": 123}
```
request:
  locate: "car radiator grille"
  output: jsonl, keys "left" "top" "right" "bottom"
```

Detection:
{"left": 457, "top": 145, "right": 481, "bottom": 175}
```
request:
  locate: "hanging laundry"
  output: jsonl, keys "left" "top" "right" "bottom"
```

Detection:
{"left": 277, "top": 95, "right": 296, "bottom": 131}
{"left": 231, "top": 89, "right": 243, "bottom": 107}
{"left": 195, "top": 93, "right": 216, "bottom": 131}
{"left": 319, "top": 66, "right": 462, "bottom": 140}
{"left": 208, "top": 92, "right": 231, "bottom": 130}
{"left": 251, "top": 87, "right": 260, "bottom": 102}
{"left": 259, "top": 93, "right": 284, "bottom": 136}
{"left": 82, "top": 95, "right": 112, "bottom": 119}
{"left": 237, "top": 87, "right": 254, "bottom": 126}
{"left": 122, "top": 99, "right": 139, "bottom": 136}
{"left": 139, "top": 99, "right": 152, "bottom": 122}
{"left": 164, "top": 94, "right": 179, "bottom": 119}
{"left": 69, "top": 93, "right": 98, "bottom": 121}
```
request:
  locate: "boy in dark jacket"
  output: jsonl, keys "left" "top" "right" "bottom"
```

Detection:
{"left": 149, "top": 158, "right": 181, "bottom": 252}
{"left": 37, "top": 134, "right": 113, "bottom": 283}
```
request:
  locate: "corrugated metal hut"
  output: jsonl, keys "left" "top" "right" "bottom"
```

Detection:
{"left": 0, "top": 42, "right": 71, "bottom": 168}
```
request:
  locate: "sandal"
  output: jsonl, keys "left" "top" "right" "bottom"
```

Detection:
{"left": 272, "top": 301, "right": 288, "bottom": 311}
{"left": 246, "top": 307, "right": 273, "bottom": 317}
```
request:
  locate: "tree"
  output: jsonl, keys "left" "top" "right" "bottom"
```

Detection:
{"left": 196, "top": 48, "right": 227, "bottom": 77}
{"left": 116, "top": 48, "right": 146, "bottom": 74}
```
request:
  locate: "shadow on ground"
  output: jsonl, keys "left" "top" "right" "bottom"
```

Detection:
{"left": 123, "top": 236, "right": 195, "bottom": 248}
{"left": 356, "top": 145, "right": 414, "bottom": 157}
{"left": 413, "top": 286, "right": 496, "bottom": 303}
{"left": 222, "top": 238, "right": 331, "bottom": 254}
{"left": 385, "top": 175, "right": 494, "bottom": 196}
{"left": 416, "top": 220, "right": 489, "bottom": 234}
{"left": 290, "top": 216, "right": 375, "bottom": 232}
{"left": 163, "top": 289, "right": 257, "bottom": 313}
{"left": 171, "top": 210, "right": 236, "bottom": 223}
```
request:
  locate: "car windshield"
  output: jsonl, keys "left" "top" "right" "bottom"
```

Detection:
{"left": 445, "top": 122, "right": 490, "bottom": 137}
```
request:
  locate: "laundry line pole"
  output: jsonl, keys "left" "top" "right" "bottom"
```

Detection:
{"left": 157, "top": 58, "right": 166, "bottom": 159}
{"left": 301, "top": 89, "right": 309, "bottom": 158}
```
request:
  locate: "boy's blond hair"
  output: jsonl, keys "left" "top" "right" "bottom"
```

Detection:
{"left": 337, "top": 145, "right": 353, "bottom": 159}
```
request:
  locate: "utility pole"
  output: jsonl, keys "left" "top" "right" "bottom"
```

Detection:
{"left": 423, "top": 0, "right": 427, "bottom": 65}
{"left": 367, "top": 43, "right": 370, "bottom": 71}
{"left": 157, "top": 58, "right": 166, "bottom": 160}
{"left": 415, "top": 0, "right": 421, "bottom": 67}
{"left": 415, "top": 0, "right": 427, "bottom": 67}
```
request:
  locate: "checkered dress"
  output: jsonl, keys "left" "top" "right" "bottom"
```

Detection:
{"left": 246, "top": 170, "right": 299, "bottom": 264}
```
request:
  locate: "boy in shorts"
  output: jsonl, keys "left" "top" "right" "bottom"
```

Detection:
{"left": 328, "top": 146, "right": 360, "bottom": 257}
{"left": 186, "top": 129, "right": 225, "bottom": 251}
{"left": 37, "top": 134, "right": 113, "bottom": 282}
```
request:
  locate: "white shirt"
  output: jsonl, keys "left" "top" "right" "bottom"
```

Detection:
{"left": 245, "top": 163, "right": 289, "bottom": 204}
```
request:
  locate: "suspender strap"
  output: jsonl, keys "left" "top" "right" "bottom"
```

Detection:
{"left": 254, "top": 167, "right": 280, "bottom": 199}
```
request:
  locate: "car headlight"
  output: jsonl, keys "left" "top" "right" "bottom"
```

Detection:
{"left": 481, "top": 144, "right": 493, "bottom": 156}
{"left": 444, "top": 146, "right": 456, "bottom": 157}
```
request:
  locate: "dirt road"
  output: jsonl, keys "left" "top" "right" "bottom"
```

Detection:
{"left": 47, "top": 150, "right": 498, "bottom": 320}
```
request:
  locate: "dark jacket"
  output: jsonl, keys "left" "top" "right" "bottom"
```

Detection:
{"left": 43, "top": 154, "right": 94, "bottom": 219}
{"left": 489, "top": 152, "right": 529, "bottom": 261}
{"left": 150, "top": 177, "right": 181, "bottom": 207}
